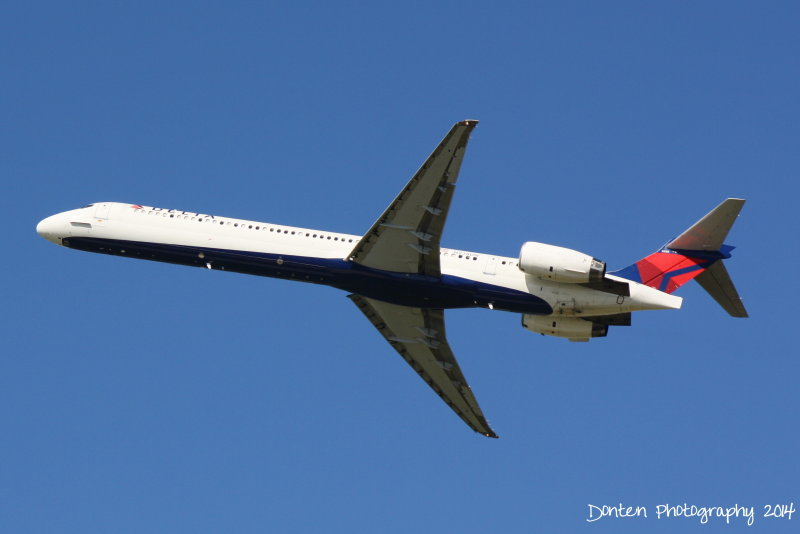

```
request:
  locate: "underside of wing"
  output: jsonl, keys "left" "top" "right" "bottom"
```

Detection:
{"left": 348, "top": 120, "right": 479, "bottom": 276}
{"left": 349, "top": 294, "right": 497, "bottom": 438}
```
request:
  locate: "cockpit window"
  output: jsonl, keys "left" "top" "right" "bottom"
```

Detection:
{"left": 81, "top": 204, "right": 94, "bottom": 208}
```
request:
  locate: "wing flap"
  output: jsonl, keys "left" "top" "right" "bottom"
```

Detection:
{"left": 349, "top": 294, "right": 497, "bottom": 438}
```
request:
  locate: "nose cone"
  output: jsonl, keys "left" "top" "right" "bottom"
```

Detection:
{"left": 36, "top": 214, "right": 66, "bottom": 245}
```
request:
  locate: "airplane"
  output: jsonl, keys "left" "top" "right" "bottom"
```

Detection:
{"left": 36, "top": 120, "right": 747, "bottom": 438}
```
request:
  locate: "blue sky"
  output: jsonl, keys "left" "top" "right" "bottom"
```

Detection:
{"left": 3, "top": 2, "right": 798, "bottom": 532}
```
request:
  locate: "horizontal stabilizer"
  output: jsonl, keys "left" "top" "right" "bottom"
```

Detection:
{"left": 667, "top": 198, "right": 745, "bottom": 251}
{"left": 694, "top": 262, "right": 748, "bottom": 317}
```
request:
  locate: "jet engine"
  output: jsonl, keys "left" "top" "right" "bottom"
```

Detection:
{"left": 522, "top": 315, "right": 608, "bottom": 342}
{"left": 518, "top": 241, "right": 605, "bottom": 284}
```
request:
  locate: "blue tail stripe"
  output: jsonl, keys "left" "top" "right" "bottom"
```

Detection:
{"left": 658, "top": 263, "right": 711, "bottom": 292}
{"left": 611, "top": 264, "right": 641, "bottom": 283}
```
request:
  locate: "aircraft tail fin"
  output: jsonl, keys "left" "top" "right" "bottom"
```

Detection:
{"left": 611, "top": 199, "right": 747, "bottom": 317}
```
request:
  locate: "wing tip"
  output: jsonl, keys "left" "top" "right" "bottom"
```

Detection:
{"left": 473, "top": 419, "right": 499, "bottom": 438}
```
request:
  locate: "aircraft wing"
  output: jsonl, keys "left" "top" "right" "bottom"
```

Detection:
{"left": 348, "top": 120, "right": 479, "bottom": 276}
{"left": 349, "top": 294, "right": 498, "bottom": 438}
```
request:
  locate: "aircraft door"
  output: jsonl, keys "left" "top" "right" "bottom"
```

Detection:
{"left": 93, "top": 203, "right": 110, "bottom": 227}
{"left": 94, "top": 203, "right": 110, "bottom": 219}
{"left": 555, "top": 299, "right": 576, "bottom": 315}
{"left": 483, "top": 256, "right": 498, "bottom": 275}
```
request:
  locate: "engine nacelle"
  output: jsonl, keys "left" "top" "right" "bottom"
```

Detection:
{"left": 522, "top": 315, "right": 608, "bottom": 342}
{"left": 518, "top": 241, "right": 605, "bottom": 284}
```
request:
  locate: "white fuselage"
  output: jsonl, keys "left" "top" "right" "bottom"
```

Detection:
{"left": 37, "top": 202, "right": 681, "bottom": 319}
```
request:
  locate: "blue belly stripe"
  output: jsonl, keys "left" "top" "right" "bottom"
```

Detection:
{"left": 62, "top": 236, "right": 552, "bottom": 314}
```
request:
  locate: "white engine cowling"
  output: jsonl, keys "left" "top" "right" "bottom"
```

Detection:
{"left": 522, "top": 315, "right": 608, "bottom": 342}
{"left": 519, "top": 241, "right": 605, "bottom": 283}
